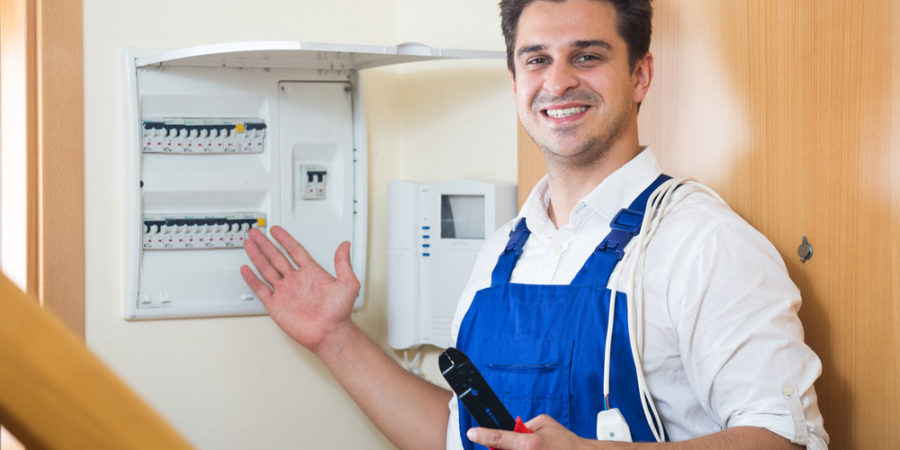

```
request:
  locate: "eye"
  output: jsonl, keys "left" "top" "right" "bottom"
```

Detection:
{"left": 525, "top": 56, "right": 551, "bottom": 66}
{"left": 574, "top": 54, "right": 605, "bottom": 65}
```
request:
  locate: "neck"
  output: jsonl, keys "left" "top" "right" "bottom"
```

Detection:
{"left": 545, "top": 139, "right": 642, "bottom": 228}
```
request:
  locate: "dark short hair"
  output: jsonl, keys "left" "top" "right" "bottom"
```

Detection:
{"left": 500, "top": 0, "right": 653, "bottom": 76}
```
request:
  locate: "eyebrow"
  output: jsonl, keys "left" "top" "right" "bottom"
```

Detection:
{"left": 516, "top": 44, "right": 546, "bottom": 58}
{"left": 516, "top": 39, "right": 613, "bottom": 58}
{"left": 573, "top": 40, "right": 612, "bottom": 51}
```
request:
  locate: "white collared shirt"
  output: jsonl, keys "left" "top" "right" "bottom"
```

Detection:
{"left": 445, "top": 148, "right": 828, "bottom": 448}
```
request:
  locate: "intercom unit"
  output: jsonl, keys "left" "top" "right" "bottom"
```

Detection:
{"left": 386, "top": 180, "right": 516, "bottom": 349}
{"left": 122, "top": 42, "right": 501, "bottom": 320}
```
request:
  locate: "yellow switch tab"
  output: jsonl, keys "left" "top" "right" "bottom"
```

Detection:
{"left": 257, "top": 217, "right": 266, "bottom": 227}
{"left": 235, "top": 123, "right": 245, "bottom": 133}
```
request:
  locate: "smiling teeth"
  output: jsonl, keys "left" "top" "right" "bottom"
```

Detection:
{"left": 546, "top": 106, "right": 588, "bottom": 118}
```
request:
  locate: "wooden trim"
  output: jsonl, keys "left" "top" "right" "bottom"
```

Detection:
{"left": 0, "top": 273, "right": 192, "bottom": 448}
{"left": 0, "top": 0, "right": 84, "bottom": 336}
{"left": 1, "top": 0, "right": 84, "bottom": 442}
{"left": 34, "top": 0, "right": 85, "bottom": 336}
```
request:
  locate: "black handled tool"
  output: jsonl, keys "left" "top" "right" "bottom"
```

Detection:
{"left": 439, "top": 347, "right": 516, "bottom": 431}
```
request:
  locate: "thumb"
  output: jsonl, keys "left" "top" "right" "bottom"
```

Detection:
{"left": 334, "top": 241, "right": 359, "bottom": 285}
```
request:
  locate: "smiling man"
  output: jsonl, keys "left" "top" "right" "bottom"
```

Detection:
{"left": 240, "top": 1, "right": 828, "bottom": 449}
{"left": 512, "top": 0, "right": 643, "bottom": 183}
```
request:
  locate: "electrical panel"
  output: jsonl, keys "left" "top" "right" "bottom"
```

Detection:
{"left": 121, "top": 41, "right": 502, "bottom": 320}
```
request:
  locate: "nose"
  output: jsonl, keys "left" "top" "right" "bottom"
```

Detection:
{"left": 543, "top": 61, "right": 579, "bottom": 97}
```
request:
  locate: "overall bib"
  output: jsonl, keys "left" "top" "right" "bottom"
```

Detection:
{"left": 455, "top": 175, "right": 670, "bottom": 449}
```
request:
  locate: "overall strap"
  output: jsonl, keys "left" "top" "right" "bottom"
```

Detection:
{"left": 570, "top": 174, "right": 672, "bottom": 287}
{"left": 490, "top": 218, "right": 531, "bottom": 287}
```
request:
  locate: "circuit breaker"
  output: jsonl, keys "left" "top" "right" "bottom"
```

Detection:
{"left": 301, "top": 165, "right": 328, "bottom": 200}
{"left": 121, "top": 41, "right": 502, "bottom": 320}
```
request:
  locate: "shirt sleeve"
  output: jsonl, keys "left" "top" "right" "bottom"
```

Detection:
{"left": 670, "top": 215, "right": 829, "bottom": 447}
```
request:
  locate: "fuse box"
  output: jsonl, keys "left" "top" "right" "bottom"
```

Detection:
{"left": 121, "top": 41, "right": 501, "bottom": 320}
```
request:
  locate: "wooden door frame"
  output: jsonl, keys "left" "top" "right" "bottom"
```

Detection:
{"left": 0, "top": 0, "right": 84, "bottom": 335}
{"left": 1, "top": 2, "right": 83, "bottom": 444}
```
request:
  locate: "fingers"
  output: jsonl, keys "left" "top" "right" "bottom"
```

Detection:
{"left": 524, "top": 414, "right": 556, "bottom": 431}
{"left": 239, "top": 265, "right": 272, "bottom": 304}
{"left": 466, "top": 427, "right": 534, "bottom": 450}
{"left": 243, "top": 231, "right": 288, "bottom": 286}
{"left": 243, "top": 226, "right": 352, "bottom": 293}
{"left": 467, "top": 416, "right": 564, "bottom": 449}
{"left": 248, "top": 228, "right": 297, "bottom": 276}
{"left": 271, "top": 226, "right": 317, "bottom": 269}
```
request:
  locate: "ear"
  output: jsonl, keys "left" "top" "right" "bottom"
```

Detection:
{"left": 632, "top": 52, "right": 654, "bottom": 104}
{"left": 509, "top": 69, "right": 518, "bottom": 94}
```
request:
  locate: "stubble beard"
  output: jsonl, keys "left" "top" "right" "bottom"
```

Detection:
{"left": 523, "top": 90, "right": 630, "bottom": 171}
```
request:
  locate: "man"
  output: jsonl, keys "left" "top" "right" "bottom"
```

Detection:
{"left": 241, "top": 0, "right": 828, "bottom": 448}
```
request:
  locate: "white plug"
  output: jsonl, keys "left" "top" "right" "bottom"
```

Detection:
{"left": 596, "top": 408, "right": 632, "bottom": 442}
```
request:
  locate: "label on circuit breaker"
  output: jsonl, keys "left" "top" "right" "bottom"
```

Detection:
{"left": 141, "top": 118, "right": 266, "bottom": 154}
{"left": 142, "top": 213, "right": 266, "bottom": 250}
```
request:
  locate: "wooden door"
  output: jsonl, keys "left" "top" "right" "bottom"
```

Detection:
{"left": 517, "top": 1, "right": 899, "bottom": 448}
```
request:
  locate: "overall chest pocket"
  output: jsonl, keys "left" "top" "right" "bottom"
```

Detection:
{"left": 477, "top": 339, "right": 575, "bottom": 427}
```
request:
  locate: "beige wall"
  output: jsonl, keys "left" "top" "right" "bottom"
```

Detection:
{"left": 83, "top": 1, "right": 515, "bottom": 448}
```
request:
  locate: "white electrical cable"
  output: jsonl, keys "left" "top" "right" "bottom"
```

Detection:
{"left": 629, "top": 179, "right": 689, "bottom": 441}
{"left": 602, "top": 279, "right": 618, "bottom": 410}
{"left": 603, "top": 177, "right": 725, "bottom": 442}
{"left": 403, "top": 345, "right": 425, "bottom": 376}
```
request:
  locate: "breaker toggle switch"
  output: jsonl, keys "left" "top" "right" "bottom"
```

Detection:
{"left": 302, "top": 165, "right": 328, "bottom": 200}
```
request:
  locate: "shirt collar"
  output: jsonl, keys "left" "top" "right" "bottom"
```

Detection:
{"left": 577, "top": 146, "right": 662, "bottom": 224}
{"left": 518, "top": 175, "right": 556, "bottom": 240}
{"left": 517, "top": 147, "right": 662, "bottom": 237}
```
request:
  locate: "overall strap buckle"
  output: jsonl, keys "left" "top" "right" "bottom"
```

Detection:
{"left": 595, "top": 208, "right": 643, "bottom": 261}
{"left": 491, "top": 218, "right": 531, "bottom": 286}
{"left": 571, "top": 174, "right": 671, "bottom": 286}
{"left": 503, "top": 218, "right": 531, "bottom": 255}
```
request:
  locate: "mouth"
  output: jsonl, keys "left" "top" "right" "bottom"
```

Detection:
{"left": 542, "top": 105, "right": 589, "bottom": 119}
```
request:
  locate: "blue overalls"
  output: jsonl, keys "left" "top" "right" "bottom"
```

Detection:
{"left": 455, "top": 175, "right": 670, "bottom": 448}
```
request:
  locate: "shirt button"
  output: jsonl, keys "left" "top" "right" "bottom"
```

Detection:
{"left": 573, "top": 203, "right": 586, "bottom": 216}
{"left": 552, "top": 243, "right": 563, "bottom": 255}
{"left": 782, "top": 385, "right": 795, "bottom": 396}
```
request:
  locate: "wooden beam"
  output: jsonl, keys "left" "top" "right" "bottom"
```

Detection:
{"left": 0, "top": 272, "right": 193, "bottom": 449}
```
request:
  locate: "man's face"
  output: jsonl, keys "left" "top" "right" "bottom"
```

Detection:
{"left": 512, "top": 0, "right": 645, "bottom": 164}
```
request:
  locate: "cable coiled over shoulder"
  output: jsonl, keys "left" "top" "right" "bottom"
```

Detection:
{"left": 603, "top": 177, "right": 725, "bottom": 442}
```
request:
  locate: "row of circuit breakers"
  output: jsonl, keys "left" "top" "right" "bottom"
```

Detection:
{"left": 141, "top": 118, "right": 268, "bottom": 250}
{"left": 141, "top": 118, "right": 266, "bottom": 153}
{"left": 143, "top": 213, "right": 267, "bottom": 250}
